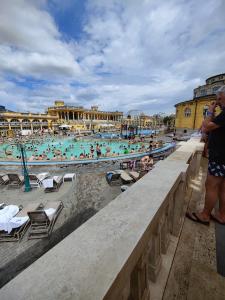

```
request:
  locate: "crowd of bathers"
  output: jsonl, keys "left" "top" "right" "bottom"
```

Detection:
{"left": 0, "top": 134, "right": 164, "bottom": 161}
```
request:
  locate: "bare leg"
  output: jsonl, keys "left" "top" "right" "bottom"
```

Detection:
{"left": 197, "top": 174, "right": 223, "bottom": 221}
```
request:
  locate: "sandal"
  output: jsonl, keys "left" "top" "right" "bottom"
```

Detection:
{"left": 186, "top": 211, "right": 210, "bottom": 225}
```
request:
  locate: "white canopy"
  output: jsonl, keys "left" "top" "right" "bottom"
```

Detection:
{"left": 59, "top": 124, "right": 72, "bottom": 129}
{"left": 99, "top": 123, "right": 114, "bottom": 127}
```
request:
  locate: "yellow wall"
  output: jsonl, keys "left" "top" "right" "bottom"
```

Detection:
{"left": 175, "top": 101, "right": 195, "bottom": 129}
{"left": 175, "top": 95, "right": 219, "bottom": 129}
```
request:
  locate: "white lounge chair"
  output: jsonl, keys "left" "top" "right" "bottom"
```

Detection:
{"left": 0, "top": 174, "right": 9, "bottom": 186}
{"left": 29, "top": 172, "right": 50, "bottom": 188}
{"left": 42, "top": 176, "right": 63, "bottom": 192}
{"left": 128, "top": 171, "right": 140, "bottom": 181}
{"left": 120, "top": 171, "right": 133, "bottom": 183}
{"left": 63, "top": 173, "right": 76, "bottom": 182}
{"left": 0, "top": 203, "right": 41, "bottom": 241}
{"left": 28, "top": 201, "right": 64, "bottom": 239}
{"left": 7, "top": 174, "right": 24, "bottom": 188}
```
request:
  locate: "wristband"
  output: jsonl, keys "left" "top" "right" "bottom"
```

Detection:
{"left": 207, "top": 111, "right": 214, "bottom": 117}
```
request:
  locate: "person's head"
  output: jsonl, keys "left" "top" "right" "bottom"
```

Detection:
{"left": 216, "top": 85, "right": 225, "bottom": 108}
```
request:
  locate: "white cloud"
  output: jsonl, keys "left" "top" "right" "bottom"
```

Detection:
{"left": 0, "top": 0, "right": 225, "bottom": 114}
{"left": 0, "top": 0, "right": 81, "bottom": 79}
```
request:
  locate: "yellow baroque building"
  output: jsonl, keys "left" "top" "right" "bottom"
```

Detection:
{"left": 0, "top": 106, "right": 57, "bottom": 136}
{"left": 47, "top": 101, "right": 123, "bottom": 131}
{"left": 0, "top": 101, "right": 123, "bottom": 136}
{"left": 175, "top": 73, "right": 225, "bottom": 129}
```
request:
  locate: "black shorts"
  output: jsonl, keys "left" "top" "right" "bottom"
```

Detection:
{"left": 208, "top": 161, "right": 225, "bottom": 178}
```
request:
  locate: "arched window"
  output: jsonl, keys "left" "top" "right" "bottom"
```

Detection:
{"left": 203, "top": 105, "right": 209, "bottom": 117}
{"left": 22, "top": 119, "right": 30, "bottom": 123}
{"left": 184, "top": 107, "right": 191, "bottom": 117}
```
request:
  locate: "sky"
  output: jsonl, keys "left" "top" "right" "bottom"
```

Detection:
{"left": 0, "top": 0, "right": 225, "bottom": 115}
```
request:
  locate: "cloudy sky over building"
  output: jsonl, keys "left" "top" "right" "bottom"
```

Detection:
{"left": 0, "top": 0, "right": 225, "bottom": 114}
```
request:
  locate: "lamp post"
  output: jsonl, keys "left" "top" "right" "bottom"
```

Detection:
{"left": 17, "top": 142, "right": 31, "bottom": 192}
{"left": 5, "top": 140, "right": 32, "bottom": 192}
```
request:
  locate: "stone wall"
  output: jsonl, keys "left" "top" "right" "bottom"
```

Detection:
{"left": 0, "top": 138, "right": 204, "bottom": 300}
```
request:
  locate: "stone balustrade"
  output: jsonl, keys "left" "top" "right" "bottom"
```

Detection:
{"left": 0, "top": 138, "right": 204, "bottom": 300}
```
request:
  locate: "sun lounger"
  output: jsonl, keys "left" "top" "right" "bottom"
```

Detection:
{"left": 42, "top": 176, "right": 63, "bottom": 192}
{"left": 0, "top": 203, "right": 41, "bottom": 242}
{"left": 7, "top": 174, "right": 24, "bottom": 188}
{"left": 120, "top": 171, "right": 133, "bottom": 183}
{"left": 128, "top": 171, "right": 140, "bottom": 181}
{"left": 63, "top": 173, "right": 76, "bottom": 182}
{"left": 106, "top": 171, "right": 122, "bottom": 185}
{"left": 120, "top": 160, "right": 130, "bottom": 170}
{"left": 29, "top": 172, "right": 50, "bottom": 188}
{"left": 28, "top": 201, "right": 63, "bottom": 239}
{"left": 0, "top": 174, "right": 9, "bottom": 186}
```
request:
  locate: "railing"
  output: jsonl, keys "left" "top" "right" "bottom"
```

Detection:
{"left": 0, "top": 138, "right": 204, "bottom": 300}
{"left": 0, "top": 122, "right": 49, "bottom": 127}
{"left": 48, "top": 106, "right": 84, "bottom": 110}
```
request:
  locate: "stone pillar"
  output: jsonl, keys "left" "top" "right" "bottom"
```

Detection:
{"left": 73, "top": 112, "right": 75, "bottom": 120}
{"left": 148, "top": 226, "right": 162, "bottom": 283}
{"left": 195, "top": 149, "right": 203, "bottom": 177}
{"left": 129, "top": 250, "right": 150, "bottom": 300}
{"left": 20, "top": 121, "right": 22, "bottom": 131}
{"left": 171, "top": 175, "right": 186, "bottom": 237}
{"left": 30, "top": 121, "right": 33, "bottom": 133}
{"left": 160, "top": 209, "right": 170, "bottom": 254}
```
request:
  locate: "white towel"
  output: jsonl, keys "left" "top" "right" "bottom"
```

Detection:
{"left": 42, "top": 179, "right": 53, "bottom": 188}
{"left": 44, "top": 208, "right": 56, "bottom": 216}
{"left": 0, "top": 205, "right": 19, "bottom": 233}
{"left": 7, "top": 216, "right": 29, "bottom": 233}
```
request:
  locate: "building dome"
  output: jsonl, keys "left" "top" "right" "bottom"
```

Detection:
{"left": 175, "top": 73, "right": 225, "bottom": 129}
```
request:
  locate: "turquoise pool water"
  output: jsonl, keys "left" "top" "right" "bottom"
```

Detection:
{"left": 0, "top": 137, "right": 150, "bottom": 160}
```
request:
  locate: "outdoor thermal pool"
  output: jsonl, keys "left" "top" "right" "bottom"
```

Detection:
{"left": 0, "top": 137, "right": 154, "bottom": 161}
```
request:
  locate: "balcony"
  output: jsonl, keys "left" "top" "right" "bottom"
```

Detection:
{"left": 1, "top": 138, "right": 223, "bottom": 299}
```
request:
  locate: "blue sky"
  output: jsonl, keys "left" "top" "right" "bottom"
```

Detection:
{"left": 0, "top": 0, "right": 225, "bottom": 115}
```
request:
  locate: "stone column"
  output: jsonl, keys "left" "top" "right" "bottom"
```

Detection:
{"left": 30, "top": 121, "right": 33, "bottom": 133}
{"left": 171, "top": 175, "right": 186, "bottom": 237}
{"left": 148, "top": 225, "right": 162, "bottom": 283}
{"left": 73, "top": 112, "right": 75, "bottom": 120}
{"left": 129, "top": 250, "right": 150, "bottom": 300}
{"left": 160, "top": 209, "right": 170, "bottom": 254}
{"left": 20, "top": 121, "right": 23, "bottom": 131}
{"left": 195, "top": 149, "right": 203, "bottom": 177}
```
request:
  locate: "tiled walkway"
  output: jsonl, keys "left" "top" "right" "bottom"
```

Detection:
{"left": 164, "top": 158, "right": 225, "bottom": 300}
